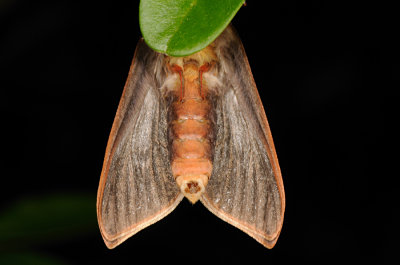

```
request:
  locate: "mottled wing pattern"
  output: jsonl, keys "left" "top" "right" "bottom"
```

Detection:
{"left": 97, "top": 40, "right": 183, "bottom": 249}
{"left": 201, "top": 27, "right": 285, "bottom": 248}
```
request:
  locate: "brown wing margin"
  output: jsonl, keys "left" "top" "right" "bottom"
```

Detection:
{"left": 96, "top": 40, "right": 183, "bottom": 249}
{"left": 200, "top": 26, "right": 285, "bottom": 248}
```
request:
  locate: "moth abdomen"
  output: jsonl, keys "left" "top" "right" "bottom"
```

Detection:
{"left": 168, "top": 57, "right": 217, "bottom": 203}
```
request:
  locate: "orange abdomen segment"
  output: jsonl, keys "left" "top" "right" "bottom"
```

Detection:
{"left": 171, "top": 158, "right": 213, "bottom": 177}
{"left": 171, "top": 119, "right": 210, "bottom": 139}
{"left": 168, "top": 62, "right": 215, "bottom": 203}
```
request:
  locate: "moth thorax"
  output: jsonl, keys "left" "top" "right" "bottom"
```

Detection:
{"left": 176, "top": 175, "right": 208, "bottom": 203}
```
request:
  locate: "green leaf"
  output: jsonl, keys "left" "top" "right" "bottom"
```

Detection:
{"left": 0, "top": 194, "right": 96, "bottom": 249}
{"left": 139, "top": 0, "right": 245, "bottom": 56}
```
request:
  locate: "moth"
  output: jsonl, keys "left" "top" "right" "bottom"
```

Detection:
{"left": 97, "top": 25, "right": 285, "bottom": 249}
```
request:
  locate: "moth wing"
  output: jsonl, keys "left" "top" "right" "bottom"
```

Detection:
{"left": 97, "top": 40, "right": 183, "bottom": 249}
{"left": 201, "top": 26, "right": 285, "bottom": 248}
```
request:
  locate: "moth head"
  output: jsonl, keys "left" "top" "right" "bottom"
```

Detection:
{"left": 176, "top": 175, "right": 208, "bottom": 204}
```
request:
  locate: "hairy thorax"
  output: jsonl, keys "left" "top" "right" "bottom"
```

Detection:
{"left": 165, "top": 46, "right": 218, "bottom": 203}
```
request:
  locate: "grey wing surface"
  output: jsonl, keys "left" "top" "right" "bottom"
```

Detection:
{"left": 200, "top": 26, "right": 285, "bottom": 248}
{"left": 97, "top": 40, "right": 183, "bottom": 249}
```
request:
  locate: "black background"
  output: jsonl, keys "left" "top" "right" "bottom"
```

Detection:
{"left": 0, "top": 0, "right": 394, "bottom": 264}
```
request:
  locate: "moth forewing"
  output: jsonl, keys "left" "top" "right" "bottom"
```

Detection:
{"left": 97, "top": 25, "right": 285, "bottom": 249}
{"left": 199, "top": 26, "right": 285, "bottom": 248}
{"left": 97, "top": 40, "right": 183, "bottom": 249}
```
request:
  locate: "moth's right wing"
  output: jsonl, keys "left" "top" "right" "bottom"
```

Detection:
{"left": 201, "top": 26, "right": 285, "bottom": 249}
{"left": 97, "top": 40, "right": 183, "bottom": 249}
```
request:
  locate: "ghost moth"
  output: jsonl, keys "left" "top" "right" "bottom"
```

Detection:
{"left": 97, "top": 25, "right": 285, "bottom": 249}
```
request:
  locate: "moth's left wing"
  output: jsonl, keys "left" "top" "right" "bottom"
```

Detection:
{"left": 97, "top": 40, "right": 183, "bottom": 249}
{"left": 200, "top": 26, "right": 285, "bottom": 249}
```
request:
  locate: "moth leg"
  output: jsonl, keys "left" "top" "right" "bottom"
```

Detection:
{"left": 171, "top": 64, "right": 184, "bottom": 102}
